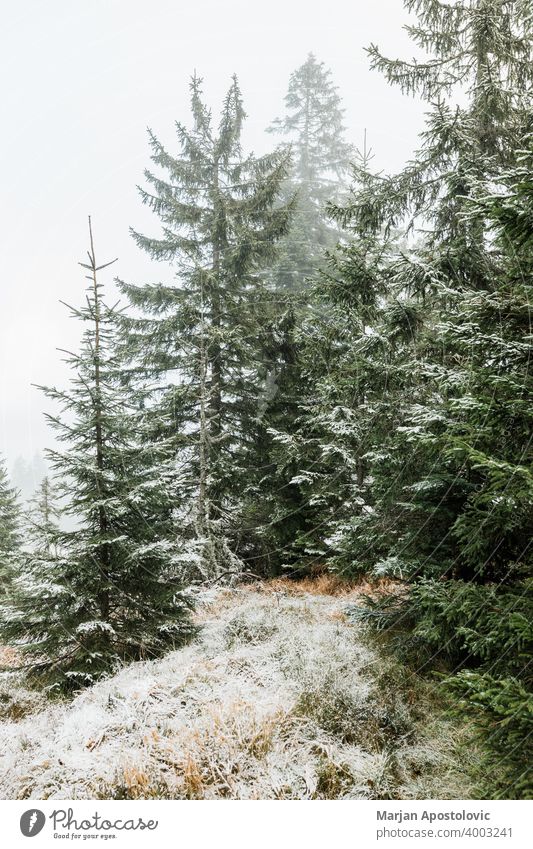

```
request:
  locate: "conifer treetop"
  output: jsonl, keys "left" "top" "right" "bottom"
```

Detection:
{"left": 334, "top": 0, "right": 532, "bottom": 242}
{"left": 269, "top": 52, "right": 353, "bottom": 184}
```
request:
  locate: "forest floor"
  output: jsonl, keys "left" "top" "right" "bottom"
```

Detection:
{"left": 0, "top": 577, "right": 479, "bottom": 800}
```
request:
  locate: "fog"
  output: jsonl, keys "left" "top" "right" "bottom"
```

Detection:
{"left": 0, "top": 0, "right": 425, "bottom": 472}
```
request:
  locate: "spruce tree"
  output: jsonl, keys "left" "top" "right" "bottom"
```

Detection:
{"left": 25, "top": 476, "right": 61, "bottom": 558}
{"left": 288, "top": 0, "right": 532, "bottom": 578}
{"left": 268, "top": 53, "right": 353, "bottom": 289}
{"left": 121, "top": 75, "right": 293, "bottom": 579}
{"left": 259, "top": 140, "right": 404, "bottom": 573}
{"left": 399, "top": 141, "right": 533, "bottom": 798}
{"left": 356, "top": 0, "right": 531, "bottom": 271}
{"left": 348, "top": 0, "right": 533, "bottom": 577}
{"left": 285, "top": 1, "right": 532, "bottom": 796}
{"left": 240, "top": 56, "right": 354, "bottom": 571}
{"left": 0, "top": 220, "right": 193, "bottom": 691}
{"left": 447, "top": 141, "right": 533, "bottom": 796}
{"left": 0, "top": 457, "right": 22, "bottom": 593}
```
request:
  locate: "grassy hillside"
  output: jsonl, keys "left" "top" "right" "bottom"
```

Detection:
{"left": 0, "top": 580, "right": 480, "bottom": 800}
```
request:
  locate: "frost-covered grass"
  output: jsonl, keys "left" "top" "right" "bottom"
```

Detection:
{"left": 0, "top": 581, "right": 477, "bottom": 799}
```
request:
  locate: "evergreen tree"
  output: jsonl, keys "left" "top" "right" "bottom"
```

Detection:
{"left": 25, "top": 476, "right": 61, "bottom": 558}
{"left": 348, "top": 0, "right": 532, "bottom": 577}
{"left": 11, "top": 454, "right": 47, "bottom": 501}
{"left": 260, "top": 140, "right": 407, "bottom": 573}
{"left": 284, "top": 0, "right": 532, "bottom": 797}
{"left": 0, "top": 220, "right": 193, "bottom": 691}
{"left": 268, "top": 53, "right": 353, "bottom": 289}
{"left": 121, "top": 75, "right": 293, "bottom": 579}
{"left": 0, "top": 457, "right": 22, "bottom": 593}
{"left": 389, "top": 142, "right": 533, "bottom": 798}
{"left": 443, "top": 143, "right": 533, "bottom": 798}
{"left": 356, "top": 0, "right": 531, "bottom": 270}
{"left": 285, "top": 0, "right": 532, "bottom": 578}
{"left": 238, "top": 55, "right": 354, "bottom": 572}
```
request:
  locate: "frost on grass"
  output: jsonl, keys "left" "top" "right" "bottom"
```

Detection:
{"left": 0, "top": 584, "right": 474, "bottom": 799}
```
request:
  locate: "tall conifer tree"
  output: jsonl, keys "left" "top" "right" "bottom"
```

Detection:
{"left": 121, "top": 75, "right": 293, "bottom": 579}
{"left": 239, "top": 56, "right": 354, "bottom": 571}
{"left": 1, "top": 221, "right": 193, "bottom": 690}
{"left": 287, "top": 0, "right": 532, "bottom": 576}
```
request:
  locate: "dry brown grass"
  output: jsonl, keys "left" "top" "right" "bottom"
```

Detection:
{"left": 261, "top": 574, "right": 399, "bottom": 599}
{"left": 120, "top": 765, "right": 154, "bottom": 799}
{"left": 0, "top": 585, "right": 476, "bottom": 800}
{"left": 0, "top": 645, "right": 21, "bottom": 668}
{"left": 181, "top": 752, "right": 205, "bottom": 799}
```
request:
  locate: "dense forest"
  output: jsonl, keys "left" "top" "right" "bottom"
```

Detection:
{"left": 0, "top": 0, "right": 531, "bottom": 800}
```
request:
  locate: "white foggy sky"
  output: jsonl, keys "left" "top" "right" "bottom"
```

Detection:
{"left": 0, "top": 0, "right": 426, "bottom": 470}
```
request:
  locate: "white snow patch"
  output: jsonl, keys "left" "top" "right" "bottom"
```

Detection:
{"left": 0, "top": 585, "right": 469, "bottom": 800}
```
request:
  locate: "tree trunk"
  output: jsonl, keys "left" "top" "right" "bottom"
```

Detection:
{"left": 88, "top": 217, "right": 111, "bottom": 622}
{"left": 208, "top": 161, "right": 223, "bottom": 517}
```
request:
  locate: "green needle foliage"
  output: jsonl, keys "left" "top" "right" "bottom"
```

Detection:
{"left": 0, "top": 458, "right": 22, "bottom": 595}
{"left": 248, "top": 55, "right": 355, "bottom": 572}
{"left": 0, "top": 221, "right": 194, "bottom": 691}
{"left": 120, "top": 74, "right": 294, "bottom": 580}
{"left": 269, "top": 0, "right": 532, "bottom": 796}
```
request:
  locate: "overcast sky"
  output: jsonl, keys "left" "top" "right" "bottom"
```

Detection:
{"left": 0, "top": 0, "right": 426, "bottom": 471}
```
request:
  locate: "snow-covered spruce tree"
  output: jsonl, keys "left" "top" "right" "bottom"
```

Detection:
{"left": 120, "top": 75, "right": 293, "bottom": 580}
{"left": 238, "top": 56, "right": 354, "bottom": 572}
{"left": 290, "top": 0, "right": 533, "bottom": 581}
{"left": 400, "top": 141, "right": 533, "bottom": 799}
{"left": 360, "top": 0, "right": 532, "bottom": 247}
{"left": 291, "top": 2, "right": 532, "bottom": 796}
{"left": 253, "top": 141, "right": 402, "bottom": 574}
{"left": 268, "top": 53, "right": 353, "bottom": 290}
{"left": 0, "top": 220, "right": 193, "bottom": 691}
{"left": 0, "top": 457, "right": 22, "bottom": 594}
{"left": 350, "top": 0, "right": 533, "bottom": 578}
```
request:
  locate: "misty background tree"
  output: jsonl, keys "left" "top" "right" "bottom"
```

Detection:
{"left": 268, "top": 52, "right": 353, "bottom": 290}
{"left": 24, "top": 476, "right": 61, "bottom": 559}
